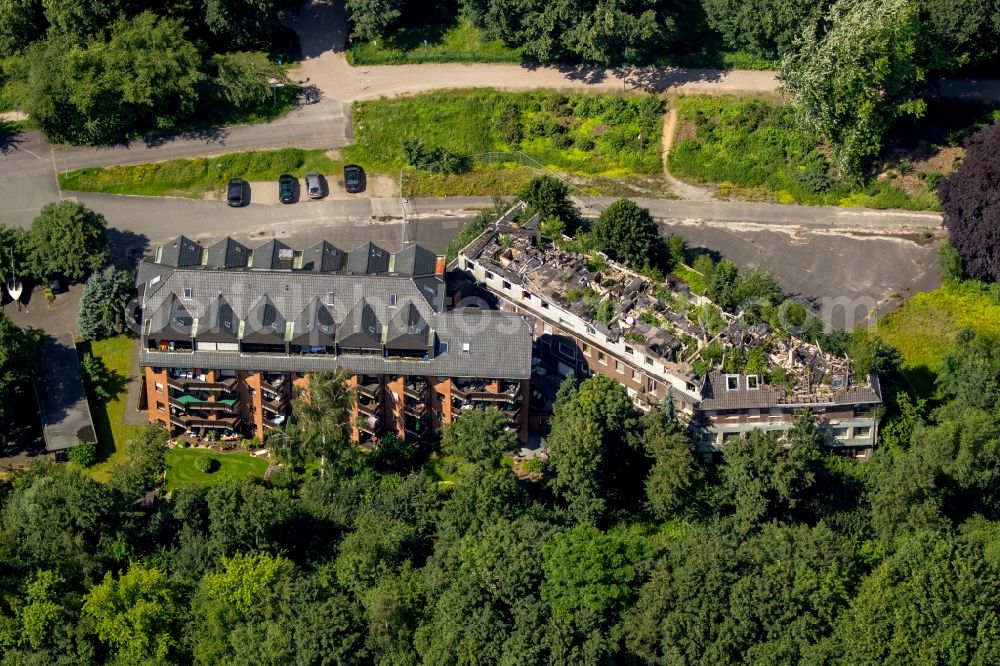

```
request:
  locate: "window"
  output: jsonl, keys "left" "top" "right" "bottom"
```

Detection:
{"left": 746, "top": 375, "right": 759, "bottom": 390}
{"left": 502, "top": 280, "right": 512, "bottom": 291}
{"left": 541, "top": 301, "right": 549, "bottom": 310}
{"left": 465, "top": 260, "right": 474, "bottom": 270}
{"left": 326, "top": 291, "right": 335, "bottom": 305}
{"left": 726, "top": 375, "right": 739, "bottom": 391}
{"left": 598, "top": 351, "right": 607, "bottom": 365}
{"left": 615, "top": 360, "right": 625, "bottom": 373}
{"left": 582, "top": 343, "right": 591, "bottom": 357}
{"left": 632, "top": 369, "right": 640, "bottom": 381}
{"left": 648, "top": 379, "right": 657, "bottom": 392}
{"left": 625, "top": 345, "right": 634, "bottom": 355}
{"left": 462, "top": 343, "right": 470, "bottom": 354}
{"left": 854, "top": 425, "right": 872, "bottom": 438}
{"left": 156, "top": 401, "right": 166, "bottom": 412}
{"left": 645, "top": 356, "right": 653, "bottom": 366}
{"left": 522, "top": 290, "right": 531, "bottom": 300}
{"left": 439, "top": 341, "right": 449, "bottom": 353}
{"left": 557, "top": 341, "right": 576, "bottom": 359}
{"left": 832, "top": 426, "right": 849, "bottom": 439}
{"left": 154, "top": 382, "right": 164, "bottom": 391}
{"left": 182, "top": 287, "right": 192, "bottom": 300}
{"left": 485, "top": 271, "right": 494, "bottom": 280}
{"left": 389, "top": 294, "right": 397, "bottom": 307}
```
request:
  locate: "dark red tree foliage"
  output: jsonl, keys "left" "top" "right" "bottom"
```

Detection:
{"left": 940, "top": 122, "right": 1000, "bottom": 282}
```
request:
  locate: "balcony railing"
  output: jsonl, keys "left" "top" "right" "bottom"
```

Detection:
{"left": 358, "top": 400, "right": 379, "bottom": 417}
{"left": 167, "top": 375, "right": 238, "bottom": 392}
{"left": 357, "top": 381, "right": 381, "bottom": 399}
{"left": 170, "top": 414, "right": 240, "bottom": 429}
{"left": 404, "top": 381, "right": 427, "bottom": 400}
{"left": 169, "top": 395, "right": 239, "bottom": 411}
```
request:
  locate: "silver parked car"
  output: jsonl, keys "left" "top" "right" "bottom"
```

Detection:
{"left": 305, "top": 172, "right": 323, "bottom": 199}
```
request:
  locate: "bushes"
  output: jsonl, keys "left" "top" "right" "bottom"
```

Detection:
{"left": 194, "top": 455, "right": 218, "bottom": 474}
{"left": 68, "top": 442, "right": 97, "bottom": 467}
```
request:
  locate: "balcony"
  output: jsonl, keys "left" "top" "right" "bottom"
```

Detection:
{"left": 455, "top": 379, "right": 520, "bottom": 403}
{"left": 262, "top": 392, "right": 287, "bottom": 409}
{"left": 358, "top": 400, "right": 379, "bottom": 417}
{"left": 167, "top": 375, "right": 238, "bottom": 392}
{"left": 170, "top": 414, "right": 240, "bottom": 429}
{"left": 263, "top": 415, "right": 288, "bottom": 430}
{"left": 261, "top": 374, "right": 287, "bottom": 393}
{"left": 404, "top": 380, "right": 427, "bottom": 400}
{"left": 404, "top": 400, "right": 427, "bottom": 418}
{"left": 357, "top": 381, "right": 381, "bottom": 399}
{"left": 169, "top": 394, "right": 239, "bottom": 411}
{"left": 359, "top": 415, "right": 384, "bottom": 436}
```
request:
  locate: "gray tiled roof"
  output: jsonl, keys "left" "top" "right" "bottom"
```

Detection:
{"left": 291, "top": 297, "right": 336, "bottom": 346}
{"left": 196, "top": 295, "right": 238, "bottom": 342}
{"left": 337, "top": 298, "right": 381, "bottom": 348}
{"left": 207, "top": 237, "right": 249, "bottom": 269}
{"left": 699, "top": 371, "right": 881, "bottom": 410}
{"left": 252, "top": 239, "right": 294, "bottom": 270}
{"left": 346, "top": 242, "right": 390, "bottom": 274}
{"left": 243, "top": 295, "right": 286, "bottom": 344}
{"left": 386, "top": 302, "right": 431, "bottom": 350}
{"left": 141, "top": 308, "right": 532, "bottom": 379}
{"left": 301, "top": 241, "right": 345, "bottom": 272}
{"left": 146, "top": 293, "right": 194, "bottom": 341}
{"left": 393, "top": 244, "right": 438, "bottom": 277}
{"left": 158, "top": 235, "right": 203, "bottom": 267}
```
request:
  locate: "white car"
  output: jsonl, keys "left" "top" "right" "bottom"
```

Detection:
{"left": 305, "top": 172, "right": 323, "bottom": 199}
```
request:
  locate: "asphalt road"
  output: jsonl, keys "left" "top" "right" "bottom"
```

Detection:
{"left": 2, "top": 131, "right": 61, "bottom": 227}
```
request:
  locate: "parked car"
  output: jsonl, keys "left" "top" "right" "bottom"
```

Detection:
{"left": 343, "top": 164, "right": 365, "bottom": 193}
{"left": 278, "top": 174, "right": 296, "bottom": 204}
{"left": 305, "top": 172, "right": 323, "bottom": 199}
{"left": 226, "top": 179, "right": 247, "bottom": 207}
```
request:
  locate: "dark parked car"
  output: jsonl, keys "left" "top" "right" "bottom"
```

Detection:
{"left": 305, "top": 172, "right": 323, "bottom": 199}
{"left": 227, "top": 179, "right": 247, "bottom": 207}
{"left": 344, "top": 164, "right": 365, "bottom": 193}
{"left": 278, "top": 174, "right": 296, "bottom": 204}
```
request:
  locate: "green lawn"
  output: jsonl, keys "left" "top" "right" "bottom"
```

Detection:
{"left": 348, "top": 18, "right": 521, "bottom": 65}
{"left": 423, "top": 454, "right": 475, "bottom": 489}
{"left": 59, "top": 148, "right": 340, "bottom": 198}
{"left": 874, "top": 280, "right": 1000, "bottom": 398}
{"left": 668, "top": 95, "right": 941, "bottom": 211}
{"left": 80, "top": 335, "right": 141, "bottom": 482}
{"left": 343, "top": 89, "right": 664, "bottom": 196}
{"left": 164, "top": 448, "right": 269, "bottom": 491}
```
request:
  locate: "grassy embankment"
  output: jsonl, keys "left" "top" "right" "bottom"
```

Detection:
{"left": 668, "top": 96, "right": 1000, "bottom": 211}
{"left": 341, "top": 89, "right": 668, "bottom": 197}
{"left": 59, "top": 148, "right": 340, "bottom": 198}
{"left": 164, "top": 448, "right": 268, "bottom": 491}
{"left": 60, "top": 90, "right": 670, "bottom": 198}
{"left": 78, "top": 335, "right": 140, "bottom": 482}
{"left": 872, "top": 279, "right": 1000, "bottom": 398}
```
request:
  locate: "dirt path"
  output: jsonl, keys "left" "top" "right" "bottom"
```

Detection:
{"left": 661, "top": 107, "right": 715, "bottom": 201}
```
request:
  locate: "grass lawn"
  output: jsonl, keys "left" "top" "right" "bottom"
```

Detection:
{"left": 59, "top": 148, "right": 340, "bottom": 198}
{"left": 423, "top": 453, "right": 475, "bottom": 489}
{"left": 874, "top": 280, "right": 1000, "bottom": 398}
{"left": 344, "top": 89, "right": 665, "bottom": 196}
{"left": 79, "top": 335, "right": 141, "bottom": 482}
{"left": 348, "top": 18, "right": 521, "bottom": 65}
{"left": 164, "top": 448, "right": 268, "bottom": 491}
{"left": 668, "top": 95, "right": 944, "bottom": 211}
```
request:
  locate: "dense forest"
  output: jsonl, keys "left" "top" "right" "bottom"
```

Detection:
{"left": 0, "top": 0, "right": 300, "bottom": 144}
{"left": 0, "top": 332, "right": 998, "bottom": 663}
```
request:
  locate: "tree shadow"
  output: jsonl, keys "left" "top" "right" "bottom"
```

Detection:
{"left": 0, "top": 120, "right": 24, "bottom": 155}
{"left": 78, "top": 340, "right": 129, "bottom": 403}
{"left": 613, "top": 65, "right": 726, "bottom": 93}
{"left": 142, "top": 125, "right": 230, "bottom": 149}
{"left": 105, "top": 228, "right": 150, "bottom": 271}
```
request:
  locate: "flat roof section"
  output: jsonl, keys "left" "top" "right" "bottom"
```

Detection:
{"left": 35, "top": 333, "right": 96, "bottom": 452}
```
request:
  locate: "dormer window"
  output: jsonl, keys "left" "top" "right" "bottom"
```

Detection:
{"left": 726, "top": 375, "right": 739, "bottom": 391}
{"left": 326, "top": 292, "right": 335, "bottom": 305}
{"left": 182, "top": 287, "right": 192, "bottom": 300}
{"left": 389, "top": 294, "right": 397, "bottom": 307}
{"left": 462, "top": 342, "right": 470, "bottom": 354}
{"left": 746, "top": 375, "right": 760, "bottom": 390}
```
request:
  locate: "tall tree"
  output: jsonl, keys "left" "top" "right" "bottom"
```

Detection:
{"left": 0, "top": 313, "right": 40, "bottom": 434}
{"left": 441, "top": 407, "right": 518, "bottom": 468}
{"left": 590, "top": 199, "right": 666, "bottom": 270}
{"left": 345, "top": 0, "right": 402, "bottom": 41}
{"left": 639, "top": 407, "right": 700, "bottom": 520}
{"left": 41, "top": 0, "right": 126, "bottom": 41}
{"left": 519, "top": 175, "right": 579, "bottom": 229}
{"left": 77, "top": 266, "right": 134, "bottom": 340}
{"left": 212, "top": 50, "right": 290, "bottom": 110}
{"left": 0, "top": 0, "right": 44, "bottom": 55}
{"left": 288, "top": 370, "right": 356, "bottom": 469}
{"left": 83, "top": 564, "right": 177, "bottom": 665}
{"left": 779, "top": 0, "right": 927, "bottom": 178}
{"left": 204, "top": 0, "right": 277, "bottom": 49}
{"left": 701, "top": 0, "right": 829, "bottom": 59}
{"left": 27, "top": 201, "right": 107, "bottom": 281}
{"left": 939, "top": 122, "right": 1000, "bottom": 282}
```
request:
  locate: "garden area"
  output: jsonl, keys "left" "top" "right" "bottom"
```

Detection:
{"left": 342, "top": 89, "right": 668, "bottom": 197}
{"left": 59, "top": 148, "right": 340, "bottom": 198}
{"left": 77, "top": 335, "right": 140, "bottom": 482}
{"left": 164, "top": 447, "right": 268, "bottom": 491}
{"left": 348, "top": 17, "right": 521, "bottom": 65}
{"left": 666, "top": 95, "right": 995, "bottom": 211}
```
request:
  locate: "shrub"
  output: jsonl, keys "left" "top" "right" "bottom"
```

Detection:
{"left": 67, "top": 441, "right": 97, "bottom": 467}
{"left": 522, "top": 457, "right": 546, "bottom": 474}
{"left": 194, "top": 455, "right": 218, "bottom": 474}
